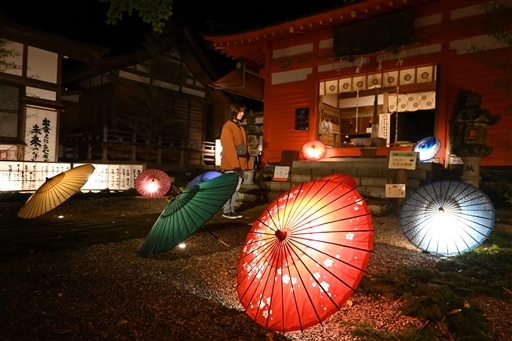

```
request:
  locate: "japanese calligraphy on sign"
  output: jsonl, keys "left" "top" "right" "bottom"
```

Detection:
{"left": 388, "top": 151, "right": 417, "bottom": 170}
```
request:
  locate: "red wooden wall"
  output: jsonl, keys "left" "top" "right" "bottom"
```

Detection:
{"left": 260, "top": 0, "right": 511, "bottom": 168}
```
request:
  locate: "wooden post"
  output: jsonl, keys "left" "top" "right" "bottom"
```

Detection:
{"left": 131, "top": 134, "right": 137, "bottom": 162}
{"left": 87, "top": 132, "right": 93, "bottom": 160}
{"left": 393, "top": 168, "right": 408, "bottom": 216}
{"left": 157, "top": 136, "right": 162, "bottom": 164}
{"left": 101, "top": 126, "right": 108, "bottom": 162}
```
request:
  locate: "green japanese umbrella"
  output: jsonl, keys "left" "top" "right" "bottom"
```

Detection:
{"left": 138, "top": 172, "right": 239, "bottom": 258}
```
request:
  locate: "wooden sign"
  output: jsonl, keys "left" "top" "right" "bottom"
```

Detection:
{"left": 272, "top": 166, "right": 290, "bottom": 182}
{"left": 388, "top": 151, "right": 417, "bottom": 170}
{"left": 385, "top": 184, "right": 406, "bottom": 198}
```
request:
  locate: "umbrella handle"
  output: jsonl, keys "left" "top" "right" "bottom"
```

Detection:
{"left": 201, "top": 226, "right": 230, "bottom": 248}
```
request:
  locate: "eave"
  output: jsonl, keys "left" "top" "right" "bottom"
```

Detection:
{"left": 203, "top": 0, "right": 438, "bottom": 70}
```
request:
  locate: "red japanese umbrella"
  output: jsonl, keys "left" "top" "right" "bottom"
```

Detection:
{"left": 322, "top": 173, "right": 357, "bottom": 189}
{"left": 18, "top": 164, "right": 95, "bottom": 219}
{"left": 134, "top": 169, "right": 171, "bottom": 198}
{"left": 237, "top": 178, "right": 373, "bottom": 332}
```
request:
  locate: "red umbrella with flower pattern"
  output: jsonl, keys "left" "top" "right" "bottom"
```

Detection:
{"left": 237, "top": 177, "right": 373, "bottom": 332}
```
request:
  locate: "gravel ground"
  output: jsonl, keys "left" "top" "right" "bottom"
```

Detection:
{"left": 0, "top": 197, "right": 511, "bottom": 340}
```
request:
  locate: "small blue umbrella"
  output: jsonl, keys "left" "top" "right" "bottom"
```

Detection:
{"left": 400, "top": 180, "right": 495, "bottom": 256}
{"left": 185, "top": 171, "right": 222, "bottom": 189}
{"left": 413, "top": 136, "right": 441, "bottom": 162}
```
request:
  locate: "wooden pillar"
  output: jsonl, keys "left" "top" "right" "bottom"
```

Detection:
{"left": 101, "top": 126, "right": 108, "bottom": 162}
{"left": 393, "top": 168, "right": 408, "bottom": 216}
{"left": 87, "top": 132, "right": 93, "bottom": 160}
{"left": 157, "top": 136, "right": 162, "bottom": 164}
{"left": 131, "top": 134, "right": 137, "bottom": 162}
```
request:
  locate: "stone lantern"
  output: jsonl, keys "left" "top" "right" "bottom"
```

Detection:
{"left": 449, "top": 91, "right": 500, "bottom": 187}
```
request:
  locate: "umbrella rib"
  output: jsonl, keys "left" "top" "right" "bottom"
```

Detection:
{"left": 290, "top": 189, "right": 366, "bottom": 234}
{"left": 237, "top": 236, "right": 281, "bottom": 304}
{"left": 287, "top": 239, "right": 351, "bottom": 314}
{"left": 281, "top": 243, "right": 306, "bottom": 332}
{"left": 292, "top": 184, "right": 358, "bottom": 230}
{"left": 281, "top": 180, "right": 336, "bottom": 229}
{"left": 292, "top": 211, "right": 372, "bottom": 234}
{"left": 279, "top": 182, "right": 317, "bottom": 229}
{"left": 289, "top": 237, "right": 372, "bottom": 272}
{"left": 292, "top": 234, "right": 374, "bottom": 256}
{"left": 270, "top": 243, "right": 288, "bottom": 333}
{"left": 283, "top": 241, "right": 325, "bottom": 330}
{"left": 249, "top": 242, "right": 284, "bottom": 329}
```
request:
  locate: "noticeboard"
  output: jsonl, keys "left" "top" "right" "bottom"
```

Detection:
{"left": 272, "top": 166, "right": 290, "bottom": 182}
{"left": 388, "top": 151, "right": 417, "bottom": 170}
{"left": 385, "top": 184, "right": 406, "bottom": 198}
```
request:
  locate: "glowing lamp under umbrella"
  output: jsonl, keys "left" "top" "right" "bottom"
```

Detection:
{"left": 302, "top": 140, "right": 327, "bottom": 161}
{"left": 400, "top": 180, "right": 495, "bottom": 256}
{"left": 135, "top": 169, "right": 171, "bottom": 198}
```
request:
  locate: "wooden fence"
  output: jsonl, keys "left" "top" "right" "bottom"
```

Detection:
{"left": 62, "top": 127, "right": 216, "bottom": 168}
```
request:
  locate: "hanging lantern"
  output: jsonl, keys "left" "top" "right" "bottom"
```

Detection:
{"left": 302, "top": 140, "right": 327, "bottom": 161}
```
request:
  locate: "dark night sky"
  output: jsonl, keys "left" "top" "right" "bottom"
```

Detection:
{"left": 0, "top": 0, "right": 351, "bottom": 94}
{"left": 1, "top": 0, "right": 350, "bottom": 53}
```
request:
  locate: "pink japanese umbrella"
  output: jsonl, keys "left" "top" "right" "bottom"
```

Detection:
{"left": 237, "top": 177, "right": 373, "bottom": 332}
{"left": 134, "top": 169, "right": 171, "bottom": 198}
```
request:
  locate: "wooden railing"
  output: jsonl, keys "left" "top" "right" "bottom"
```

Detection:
{"left": 61, "top": 127, "right": 216, "bottom": 167}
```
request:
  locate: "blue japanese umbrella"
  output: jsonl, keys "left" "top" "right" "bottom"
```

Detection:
{"left": 138, "top": 172, "right": 239, "bottom": 258}
{"left": 413, "top": 136, "right": 441, "bottom": 162}
{"left": 400, "top": 180, "right": 495, "bottom": 256}
{"left": 185, "top": 171, "right": 222, "bottom": 189}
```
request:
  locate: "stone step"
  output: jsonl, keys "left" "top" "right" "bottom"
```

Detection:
{"left": 239, "top": 184, "right": 393, "bottom": 217}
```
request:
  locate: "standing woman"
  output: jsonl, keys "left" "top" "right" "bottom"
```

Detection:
{"left": 220, "top": 102, "right": 253, "bottom": 219}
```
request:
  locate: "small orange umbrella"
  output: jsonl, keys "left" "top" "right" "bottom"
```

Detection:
{"left": 17, "top": 164, "right": 95, "bottom": 219}
{"left": 302, "top": 140, "right": 327, "bottom": 161}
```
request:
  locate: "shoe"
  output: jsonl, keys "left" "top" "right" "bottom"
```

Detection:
{"left": 222, "top": 212, "right": 238, "bottom": 219}
{"left": 232, "top": 211, "right": 243, "bottom": 219}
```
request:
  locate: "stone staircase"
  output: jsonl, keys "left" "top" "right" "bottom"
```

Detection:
{"left": 240, "top": 157, "right": 444, "bottom": 215}
{"left": 261, "top": 157, "right": 442, "bottom": 197}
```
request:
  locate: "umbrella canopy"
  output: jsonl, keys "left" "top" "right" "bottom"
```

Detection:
{"left": 400, "top": 180, "right": 495, "bottom": 256}
{"left": 185, "top": 171, "right": 222, "bottom": 189}
{"left": 322, "top": 174, "right": 357, "bottom": 189}
{"left": 302, "top": 140, "right": 327, "bottom": 161}
{"left": 138, "top": 172, "right": 239, "bottom": 258}
{"left": 17, "top": 164, "right": 95, "bottom": 219}
{"left": 413, "top": 136, "right": 441, "bottom": 162}
{"left": 134, "top": 169, "right": 171, "bottom": 198}
{"left": 237, "top": 178, "right": 373, "bottom": 332}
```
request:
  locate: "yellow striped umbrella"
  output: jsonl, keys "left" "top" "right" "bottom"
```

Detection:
{"left": 17, "top": 164, "right": 95, "bottom": 219}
